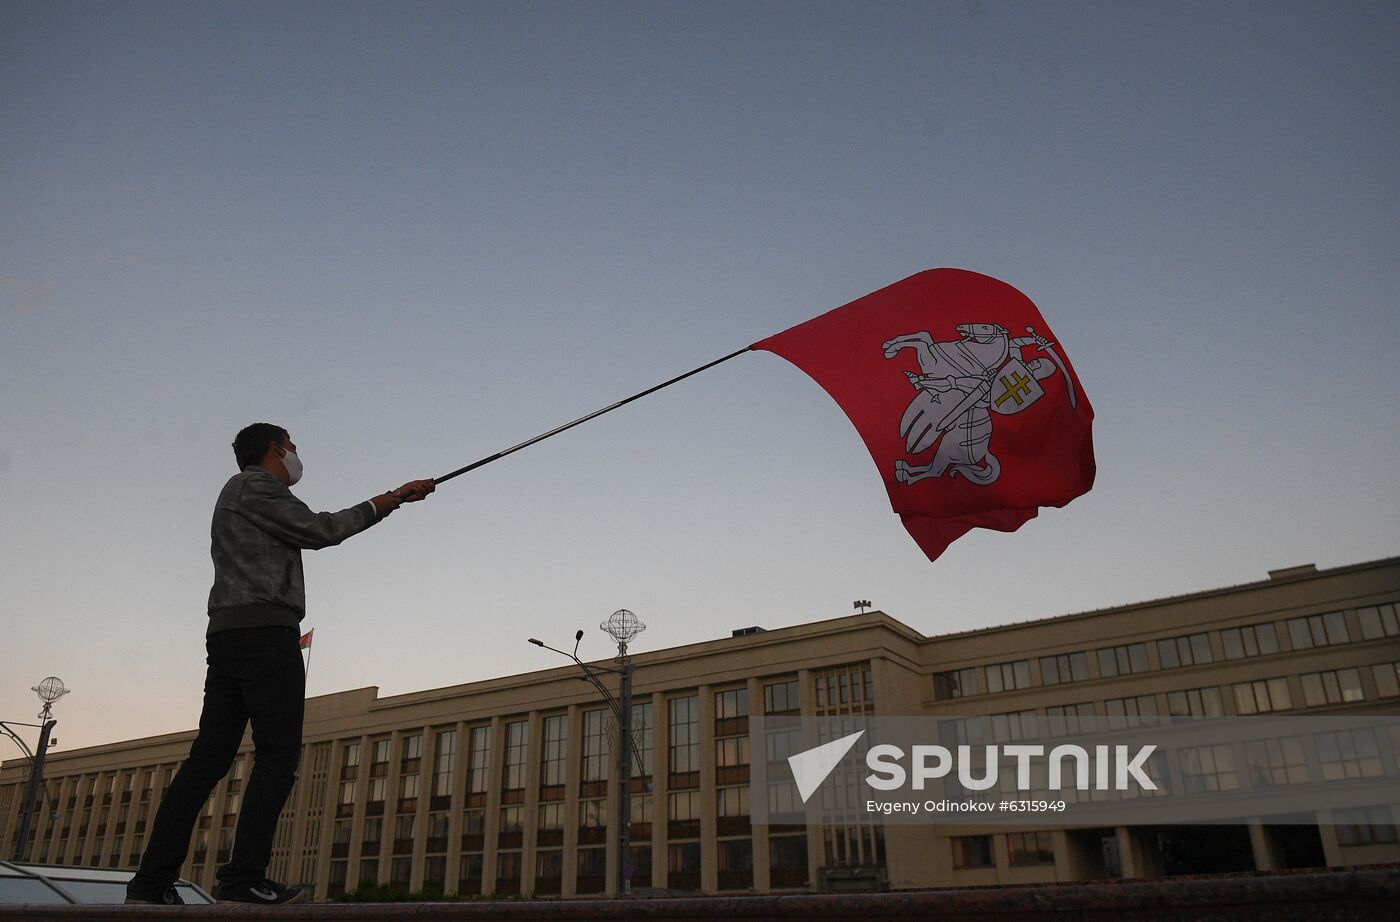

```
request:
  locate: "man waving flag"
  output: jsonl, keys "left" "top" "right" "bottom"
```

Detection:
{"left": 752, "top": 269, "right": 1095, "bottom": 561}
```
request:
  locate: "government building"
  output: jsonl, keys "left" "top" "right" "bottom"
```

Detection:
{"left": 3, "top": 556, "right": 1398, "bottom": 900}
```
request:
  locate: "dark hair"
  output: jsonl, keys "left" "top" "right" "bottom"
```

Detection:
{"left": 232, "top": 423, "right": 288, "bottom": 471}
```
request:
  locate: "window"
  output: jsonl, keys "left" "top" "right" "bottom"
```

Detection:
{"left": 1287, "top": 612, "right": 1350, "bottom": 650}
{"left": 1106, "top": 695, "right": 1158, "bottom": 727}
{"left": 582, "top": 709, "right": 609, "bottom": 782}
{"left": 390, "top": 857, "right": 412, "bottom": 889}
{"left": 342, "top": 742, "right": 361, "bottom": 768}
{"left": 459, "top": 854, "right": 484, "bottom": 893}
{"left": 632, "top": 700, "right": 654, "bottom": 777}
{"left": 717, "top": 786, "right": 748, "bottom": 817}
{"left": 814, "top": 664, "right": 874, "bottom": 710}
{"left": 1358, "top": 604, "right": 1400, "bottom": 640}
{"left": 769, "top": 835, "right": 808, "bottom": 887}
{"left": 1097, "top": 643, "right": 1150, "bottom": 677}
{"left": 1039, "top": 652, "right": 1089, "bottom": 686}
{"left": 1300, "top": 668, "right": 1364, "bottom": 707}
{"left": 669, "top": 696, "right": 700, "bottom": 775}
{"left": 540, "top": 714, "right": 567, "bottom": 787}
{"left": 401, "top": 734, "right": 422, "bottom": 764}
{"left": 359, "top": 858, "right": 379, "bottom": 886}
{"left": 537, "top": 803, "right": 564, "bottom": 831}
{"left": 668, "top": 842, "right": 701, "bottom": 884}
{"left": 1245, "top": 737, "right": 1308, "bottom": 787}
{"left": 367, "top": 777, "right": 386, "bottom": 803}
{"left": 1006, "top": 831, "right": 1054, "bottom": 866}
{"left": 1221, "top": 622, "right": 1280, "bottom": 660}
{"left": 1233, "top": 677, "right": 1292, "bottom": 714}
{"left": 1334, "top": 806, "right": 1398, "bottom": 846}
{"left": 990, "top": 710, "right": 1037, "bottom": 742}
{"left": 432, "top": 730, "right": 456, "bottom": 798}
{"left": 668, "top": 790, "right": 700, "bottom": 821}
{"left": 715, "top": 736, "right": 749, "bottom": 768}
{"left": 1166, "top": 687, "right": 1223, "bottom": 718}
{"left": 1373, "top": 662, "right": 1400, "bottom": 698}
{"left": 393, "top": 814, "right": 415, "bottom": 842}
{"left": 985, "top": 660, "right": 1033, "bottom": 693}
{"left": 498, "top": 805, "right": 523, "bottom": 833}
{"left": 1045, "top": 702, "right": 1097, "bottom": 736}
{"left": 502, "top": 720, "right": 528, "bottom": 790}
{"left": 362, "top": 817, "right": 382, "bottom": 845}
{"left": 466, "top": 725, "right": 491, "bottom": 794}
{"left": 577, "top": 846, "right": 606, "bottom": 891}
{"left": 372, "top": 739, "right": 391, "bottom": 766}
{"left": 951, "top": 834, "right": 993, "bottom": 869}
{"left": 462, "top": 808, "right": 485, "bottom": 836}
{"left": 398, "top": 773, "right": 418, "bottom": 799}
{"left": 1180, "top": 744, "right": 1238, "bottom": 793}
{"left": 422, "top": 856, "right": 445, "bottom": 894}
{"left": 933, "top": 668, "right": 978, "bottom": 700}
{"left": 1157, "top": 633, "right": 1213, "bottom": 669}
{"left": 764, "top": 679, "right": 800, "bottom": 713}
{"left": 1315, "top": 729, "right": 1383, "bottom": 780}
{"left": 579, "top": 798, "right": 605, "bottom": 828}
{"left": 718, "top": 838, "right": 753, "bottom": 888}
{"left": 716, "top": 688, "right": 748, "bottom": 720}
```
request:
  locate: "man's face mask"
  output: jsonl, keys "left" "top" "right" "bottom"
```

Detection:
{"left": 277, "top": 443, "right": 303, "bottom": 486}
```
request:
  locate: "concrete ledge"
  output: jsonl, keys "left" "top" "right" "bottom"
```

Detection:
{"left": 2, "top": 866, "right": 1396, "bottom": 921}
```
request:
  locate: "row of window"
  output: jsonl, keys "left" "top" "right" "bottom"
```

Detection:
{"left": 960, "top": 663, "right": 1400, "bottom": 742}
{"left": 322, "top": 832, "right": 811, "bottom": 898}
{"left": 933, "top": 602, "right": 1399, "bottom": 700}
{"left": 947, "top": 806, "right": 1399, "bottom": 871}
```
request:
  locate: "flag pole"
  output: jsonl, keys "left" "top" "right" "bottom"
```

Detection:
{"left": 432, "top": 347, "right": 751, "bottom": 487}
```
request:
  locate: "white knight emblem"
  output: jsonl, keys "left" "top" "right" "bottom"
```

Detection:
{"left": 883, "top": 323, "right": 1077, "bottom": 486}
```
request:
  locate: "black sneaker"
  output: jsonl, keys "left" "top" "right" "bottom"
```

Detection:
{"left": 214, "top": 878, "right": 307, "bottom": 904}
{"left": 125, "top": 884, "right": 185, "bottom": 905}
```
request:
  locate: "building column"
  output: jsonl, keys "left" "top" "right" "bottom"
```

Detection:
{"left": 521, "top": 710, "right": 543, "bottom": 896}
{"left": 346, "top": 734, "right": 370, "bottom": 889}
{"left": 1247, "top": 818, "right": 1277, "bottom": 871}
{"left": 698, "top": 684, "right": 716, "bottom": 894}
{"left": 747, "top": 675, "right": 769, "bottom": 893}
{"left": 562, "top": 704, "right": 582, "bottom": 898}
{"left": 443, "top": 721, "right": 468, "bottom": 896}
{"left": 799, "top": 669, "right": 823, "bottom": 891}
{"left": 481, "top": 715, "right": 506, "bottom": 892}
{"left": 651, "top": 691, "right": 670, "bottom": 892}
{"left": 410, "top": 726, "right": 432, "bottom": 892}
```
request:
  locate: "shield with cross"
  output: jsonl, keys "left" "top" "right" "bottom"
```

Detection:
{"left": 988, "top": 358, "right": 1044, "bottom": 415}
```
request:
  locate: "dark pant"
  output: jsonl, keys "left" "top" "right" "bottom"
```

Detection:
{"left": 130, "top": 626, "right": 304, "bottom": 891}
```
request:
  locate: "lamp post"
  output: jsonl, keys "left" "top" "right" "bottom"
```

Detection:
{"left": 528, "top": 610, "right": 646, "bottom": 896}
{"left": 1, "top": 677, "right": 69, "bottom": 862}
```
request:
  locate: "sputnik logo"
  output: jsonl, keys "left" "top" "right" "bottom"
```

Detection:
{"left": 787, "top": 730, "right": 866, "bottom": 803}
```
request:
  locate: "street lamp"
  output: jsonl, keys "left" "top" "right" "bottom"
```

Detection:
{"left": 1, "top": 677, "right": 69, "bottom": 861}
{"left": 528, "top": 610, "right": 646, "bottom": 896}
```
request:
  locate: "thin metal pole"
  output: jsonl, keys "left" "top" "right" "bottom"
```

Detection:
{"left": 434, "top": 348, "right": 751, "bottom": 486}
{"left": 13, "top": 720, "right": 54, "bottom": 862}
{"left": 617, "top": 661, "right": 633, "bottom": 896}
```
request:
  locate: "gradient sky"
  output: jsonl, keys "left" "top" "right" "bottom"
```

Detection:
{"left": 2, "top": 1, "right": 1397, "bottom": 756}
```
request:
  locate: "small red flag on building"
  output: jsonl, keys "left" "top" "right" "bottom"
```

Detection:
{"left": 299, "top": 629, "right": 314, "bottom": 650}
{"left": 752, "top": 268, "right": 1095, "bottom": 561}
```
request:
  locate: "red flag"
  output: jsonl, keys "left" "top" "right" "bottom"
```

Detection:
{"left": 752, "top": 269, "right": 1094, "bottom": 561}
{"left": 299, "top": 629, "right": 314, "bottom": 650}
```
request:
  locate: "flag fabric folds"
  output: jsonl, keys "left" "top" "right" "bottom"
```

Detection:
{"left": 752, "top": 268, "right": 1095, "bottom": 561}
{"left": 298, "top": 629, "right": 314, "bottom": 650}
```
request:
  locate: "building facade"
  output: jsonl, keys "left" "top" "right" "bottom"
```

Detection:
{"left": 3, "top": 556, "right": 1398, "bottom": 899}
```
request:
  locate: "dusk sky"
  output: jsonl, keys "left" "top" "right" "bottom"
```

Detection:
{"left": 2, "top": 1, "right": 1397, "bottom": 755}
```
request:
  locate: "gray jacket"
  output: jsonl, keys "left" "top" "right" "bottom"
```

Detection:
{"left": 206, "top": 465, "right": 378, "bottom": 635}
